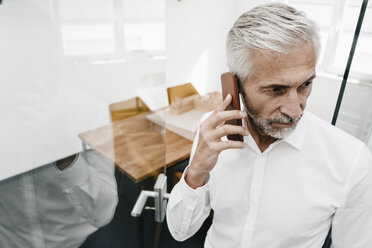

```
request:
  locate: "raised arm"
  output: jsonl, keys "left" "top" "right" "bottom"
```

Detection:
{"left": 166, "top": 94, "right": 248, "bottom": 241}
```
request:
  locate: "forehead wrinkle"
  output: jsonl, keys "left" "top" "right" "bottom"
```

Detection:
{"left": 244, "top": 45, "right": 316, "bottom": 88}
{"left": 256, "top": 71, "right": 315, "bottom": 88}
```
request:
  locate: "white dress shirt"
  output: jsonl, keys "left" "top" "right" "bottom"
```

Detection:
{"left": 166, "top": 110, "right": 372, "bottom": 248}
{"left": 0, "top": 150, "right": 118, "bottom": 248}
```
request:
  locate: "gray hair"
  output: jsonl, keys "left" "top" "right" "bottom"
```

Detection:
{"left": 226, "top": 2, "right": 320, "bottom": 83}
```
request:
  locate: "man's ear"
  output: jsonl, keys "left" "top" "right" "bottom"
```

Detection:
{"left": 237, "top": 77, "right": 246, "bottom": 96}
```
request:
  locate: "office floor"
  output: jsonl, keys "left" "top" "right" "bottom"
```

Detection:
{"left": 80, "top": 170, "right": 211, "bottom": 248}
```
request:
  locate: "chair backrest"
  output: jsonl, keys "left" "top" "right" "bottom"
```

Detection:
{"left": 109, "top": 97, "right": 150, "bottom": 123}
{"left": 167, "top": 82, "right": 199, "bottom": 105}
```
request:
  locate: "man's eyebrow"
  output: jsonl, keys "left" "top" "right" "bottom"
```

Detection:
{"left": 261, "top": 74, "right": 316, "bottom": 89}
{"left": 305, "top": 74, "right": 316, "bottom": 82}
{"left": 261, "top": 84, "right": 289, "bottom": 89}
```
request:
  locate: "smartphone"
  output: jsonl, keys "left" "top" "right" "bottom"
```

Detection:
{"left": 221, "top": 72, "right": 243, "bottom": 142}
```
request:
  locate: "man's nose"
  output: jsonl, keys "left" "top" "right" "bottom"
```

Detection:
{"left": 279, "top": 93, "right": 302, "bottom": 119}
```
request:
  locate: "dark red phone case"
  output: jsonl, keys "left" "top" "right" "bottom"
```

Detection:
{"left": 221, "top": 72, "right": 243, "bottom": 142}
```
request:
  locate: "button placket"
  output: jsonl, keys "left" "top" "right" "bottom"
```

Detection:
{"left": 241, "top": 155, "right": 267, "bottom": 247}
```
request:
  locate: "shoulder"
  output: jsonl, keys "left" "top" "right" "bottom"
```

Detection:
{"left": 303, "top": 111, "right": 372, "bottom": 174}
{"left": 301, "top": 110, "right": 370, "bottom": 180}
{"left": 303, "top": 110, "right": 365, "bottom": 151}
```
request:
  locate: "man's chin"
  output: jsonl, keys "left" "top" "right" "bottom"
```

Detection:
{"left": 266, "top": 118, "right": 301, "bottom": 139}
{"left": 265, "top": 126, "right": 295, "bottom": 139}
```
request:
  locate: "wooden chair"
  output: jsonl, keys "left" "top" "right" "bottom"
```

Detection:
{"left": 167, "top": 82, "right": 199, "bottom": 104}
{"left": 109, "top": 97, "right": 150, "bottom": 123}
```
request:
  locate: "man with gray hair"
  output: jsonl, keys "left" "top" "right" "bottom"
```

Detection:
{"left": 167, "top": 2, "right": 372, "bottom": 248}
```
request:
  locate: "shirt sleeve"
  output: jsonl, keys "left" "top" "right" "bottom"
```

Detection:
{"left": 57, "top": 150, "right": 118, "bottom": 228}
{"left": 332, "top": 144, "right": 372, "bottom": 248}
{"left": 166, "top": 112, "right": 213, "bottom": 241}
{"left": 166, "top": 166, "right": 211, "bottom": 241}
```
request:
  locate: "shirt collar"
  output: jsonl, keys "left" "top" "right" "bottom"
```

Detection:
{"left": 242, "top": 110, "right": 308, "bottom": 152}
{"left": 281, "top": 110, "right": 308, "bottom": 151}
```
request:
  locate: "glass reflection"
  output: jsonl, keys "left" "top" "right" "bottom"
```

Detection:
{"left": 1, "top": 0, "right": 166, "bottom": 247}
{"left": 0, "top": 151, "right": 117, "bottom": 248}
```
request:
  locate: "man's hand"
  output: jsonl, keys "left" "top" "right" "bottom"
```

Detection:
{"left": 185, "top": 94, "right": 249, "bottom": 189}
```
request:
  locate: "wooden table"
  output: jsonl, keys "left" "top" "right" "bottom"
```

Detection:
{"left": 79, "top": 111, "right": 193, "bottom": 183}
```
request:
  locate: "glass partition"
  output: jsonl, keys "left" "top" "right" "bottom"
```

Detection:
{"left": 333, "top": 1, "right": 372, "bottom": 151}
{"left": 0, "top": 0, "right": 167, "bottom": 247}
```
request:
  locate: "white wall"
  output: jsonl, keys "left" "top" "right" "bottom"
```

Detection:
{"left": 235, "top": 0, "right": 271, "bottom": 15}
{"left": 0, "top": 0, "right": 165, "bottom": 181}
{"left": 166, "top": 0, "right": 239, "bottom": 94}
{"left": 165, "top": 0, "right": 273, "bottom": 93}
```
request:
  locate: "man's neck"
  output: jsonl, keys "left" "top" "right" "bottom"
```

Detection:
{"left": 245, "top": 116, "right": 277, "bottom": 153}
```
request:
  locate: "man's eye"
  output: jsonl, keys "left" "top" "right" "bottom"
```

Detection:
{"left": 271, "top": 87, "right": 283, "bottom": 93}
{"left": 297, "top": 81, "right": 311, "bottom": 90}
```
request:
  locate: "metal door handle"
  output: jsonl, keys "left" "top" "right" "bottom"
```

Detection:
{"left": 131, "top": 174, "right": 170, "bottom": 223}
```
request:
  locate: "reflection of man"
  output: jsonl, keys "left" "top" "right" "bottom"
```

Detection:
{"left": 0, "top": 150, "right": 118, "bottom": 248}
{"left": 167, "top": 3, "right": 372, "bottom": 247}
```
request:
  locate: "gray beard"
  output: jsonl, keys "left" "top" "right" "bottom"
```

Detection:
{"left": 240, "top": 93, "right": 302, "bottom": 139}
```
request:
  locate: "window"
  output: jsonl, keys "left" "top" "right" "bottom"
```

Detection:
{"left": 277, "top": 0, "right": 372, "bottom": 81}
{"left": 56, "top": 0, "right": 165, "bottom": 60}
{"left": 122, "top": 0, "right": 166, "bottom": 54}
{"left": 333, "top": 0, "right": 372, "bottom": 77}
{"left": 58, "top": 0, "right": 116, "bottom": 57}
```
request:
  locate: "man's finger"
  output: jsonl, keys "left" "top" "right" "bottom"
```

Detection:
{"left": 216, "top": 120, "right": 225, "bottom": 128}
{"left": 210, "top": 110, "right": 247, "bottom": 127}
{"left": 216, "top": 94, "right": 232, "bottom": 111}
{"left": 213, "top": 124, "right": 249, "bottom": 139}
